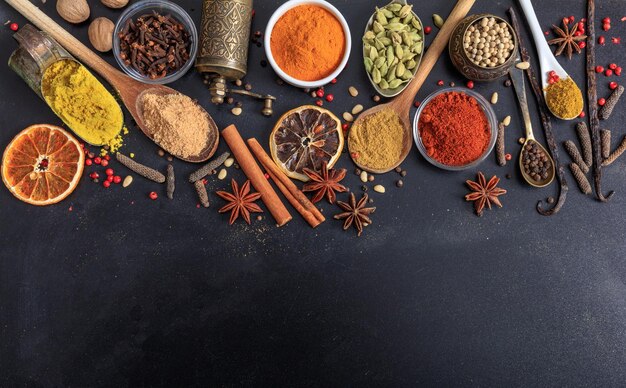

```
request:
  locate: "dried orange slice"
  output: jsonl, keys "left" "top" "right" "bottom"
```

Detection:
{"left": 270, "top": 105, "right": 343, "bottom": 182}
{"left": 1, "top": 124, "right": 84, "bottom": 206}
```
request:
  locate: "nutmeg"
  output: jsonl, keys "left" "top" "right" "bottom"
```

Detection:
{"left": 88, "top": 17, "right": 114, "bottom": 52}
{"left": 101, "top": 0, "right": 129, "bottom": 9}
{"left": 56, "top": 0, "right": 90, "bottom": 24}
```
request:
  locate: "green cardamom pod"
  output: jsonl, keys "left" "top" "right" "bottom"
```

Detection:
{"left": 387, "top": 65, "right": 397, "bottom": 82}
{"left": 386, "top": 46, "right": 394, "bottom": 66}
{"left": 374, "top": 38, "right": 384, "bottom": 50}
{"left": 402, "top": 69, "right": 413, "bottom": 80}
{"left": 369, "top": 46, "right": 378, "bottom": 60}
{"left": 399, "top": 4, "right": 412, "bottom": 18}
{"left": 373, "top": 21, "right": 384, "bottom": 34}
{"left": 379, "top": 62, "right": 389, "bottom": 77}
{"left": 402, "top": 31, "right": 412, "bottom": 46}
{"left": 411, "top": 42, "right": 423, "bottom": 54}
{"left": 372, "top": 67, "right": 382, "bottom": 84}
{"left": 386, "top": 3, "right": 402, "bottom": 13}
{"left": 388, "top": 79, "right": 403, "bottom": 89}
{"left": 391, "top": 56, "right": 399, "bottom": 67}
{"left": 403, "top": 14, "right": 413, "bottom": 24}
{"left": 391, "top": 32, "right": 402, "bottom": 45}
{"left": 386, "top": 22, "right": 406, "bottom": 32}
{"left": 376, "top": 10, "right": 388, "bottom": 25}
{"left": 411, "top": 32, "right": 422, "bottom": 42}
{"left": 433, "top": 14, "right": 444, "bottom": 28}
{"left": 363, "top": 30, "right": 376, "bottom": 41}
{"left": 406, "top": 59, "right": 417, "bottom": 70}
{"left": 395, "top": 44, "right": 404, "bottom": 59}
{"left": 364, "top": 58, "right": 373, "bottom": 73}
{"left": 378, "top": 37, "right": 392, "bottom": 46}
{"left": 396, "top": 61, "right": 406, "bottom": 77}
{"left": 381, "top": 8, "right": 394, "bottom": 19}
{"left": 389, "top": 17, "right": 400, "bottom": 24}
{"left": 411, "top": 18, "right": 422, "bottom": 30}
{"left": 374, "top": 56, "right": 386, "bottom": 69}
{"left": 402, "top": 51, "right": 416, "bottom": 62}
{"left": 379, "top": 79, "right": 389, "bottom": 90}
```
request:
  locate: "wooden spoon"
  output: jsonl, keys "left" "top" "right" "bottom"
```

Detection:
{"left": 5, "top": 0, "right": 219, "bottom": 163}
{"left": 349, "top": 0, "right": 476, "bottom": 174}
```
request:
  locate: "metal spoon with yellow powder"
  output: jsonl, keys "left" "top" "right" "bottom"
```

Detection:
{"left": 42, "top": 59, "right": 123, "bottom": 147}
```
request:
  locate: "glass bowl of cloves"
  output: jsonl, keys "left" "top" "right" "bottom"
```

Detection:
{"left": 113, "top": 0, "right": 198, "bottom": 84}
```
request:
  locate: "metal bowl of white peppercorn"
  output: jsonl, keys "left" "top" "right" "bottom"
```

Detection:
{"left": 449, "top": 14, "right": 518, "bottom": 82}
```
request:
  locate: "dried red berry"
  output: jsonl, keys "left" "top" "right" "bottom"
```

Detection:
{"left": 578, "top": 41, "right": 586, "bottom": 49}
{"left": 505, "top": 153, "right": 512, "bottom": 161}
{"left": 568, "top": 16, "right": 575, "bottom": 24}
{"left": 574, "top": 30, "right": 583, "bottom": 37}
{"left": 424, "top": 26, "right": 432, "bottom": 34}
{"left": 113, "top": 176, "right": 122, "bottom": 184}
{"left": 105, "top": 168, "right": 114, "bottom": 176}
{"left": 615, "top": 67, "right": 622, "bottom": 76}
{"left": 103, "top": 181, "right": 111, "bottom": 188}
{"left": 606, "top": 69, "right": 613, "bottom": 77}
{"left": 437, "top": 80, "right": 444, "bottom": 86}
{"left": 315, "top": 99, "right": 323, "bottom": 106}
{"left": 599, "top": 36, "right": 606, "bottom": 45}
{"left": 315, "top": 89, "right": 324, "bottom": 98}
{"left": 94, "top": 157, "right": 102, "bottom": 165}
{"left": 610, "top": 81, "right": 618, "bottom": 90}
{"left": 325, "top": 94, "right": 334, "bottom": 102}
{"left": 466, "top": 80, "right": 474, "bottom": 89}
{"left": 598, "top": 98, "right": 606, "bottom": 106}
{"left": 90, "top": 172, "right": 99, "bottom": 179}
{"left": 578, "top": 21, "right": 585, "bottom": 31}
{"left": 85, "top": 159, "right": 93, "bottom": 166}
{"left": 579, "top": 111, "right": 586, "bottom": 118}
{"left": 609, "top": 63, "right": 617, "bottom": 70}
{"left": 100, "top": 159, "right": 109, "bottom": 167}
{"left": 612, "top": 37, "right": 621, "bottom": 44}
{"left": 596, "top": 65, "right": 604, "bottom": 73}
{"left": 330, "top": 78, "right": 337, "bottom": 84}
{"left": 414, "top": 100, "right": 420, "bottom": 107}
{"left": 106, "top": 175, "right": 114, "bottom": 183}
{"left": 149, "top": 191, "right": 158, "bottom": 200}
{"left": 602, "top": 17, "right": 611, "bottom": 24}
{"left": 603, "top": 23, "right": 611, "bottom": 31}
{"left": 9, "top": 23, "right": 18, "bottom": 31}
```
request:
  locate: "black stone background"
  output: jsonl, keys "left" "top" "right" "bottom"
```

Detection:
{"left": 1, "top": 0, "right": 626, "bottom": 386}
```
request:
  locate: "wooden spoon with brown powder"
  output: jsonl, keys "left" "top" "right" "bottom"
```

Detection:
{"left": 6, "top": 0, "right": 219, "bottom": 163}
{"left": 349, "top": 0, "right": 476, "bottom": 174}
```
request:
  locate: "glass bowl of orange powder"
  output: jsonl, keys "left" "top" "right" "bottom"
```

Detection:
{"left": 264, "top": 0, "right": 351, "bottom": 88}
{"left": 413, "top": 87, "right": 498, "bottom": 171}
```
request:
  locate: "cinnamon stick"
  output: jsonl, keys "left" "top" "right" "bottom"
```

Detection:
{"left": 247, "top": 138, "right": 325, "bottom": 228}
{"left": 221, "top": 125, "right": 292, "bottom": 227}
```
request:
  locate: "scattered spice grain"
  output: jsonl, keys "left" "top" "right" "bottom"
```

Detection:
{"left": 166, "top": 164, "right": 175, "bottom": 200}
{"left": 188, "top": 152, "right": 231, "bottom": 183}
{"left": 116, "top": 153, "right": 165, "bottom": 183}
{"left": 570, "top": 163, "right": 592, "bottom": 194}
{"left": 194, "top": 180, "right": 210, "bottom": 208}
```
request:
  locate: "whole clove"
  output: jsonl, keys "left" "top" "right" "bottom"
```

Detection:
{"left": 563, "top": 140, "right": 589, "bottom": 174}
{"left": 118, "top": 11, "right": 191, "bottom": 79}
{"left": 602, "top": 136, "right": 626, "bottom": 167}
{"left": 496, "top": 122, "right": 506, "bottom": 166}
{"left": 189, "top": 152, "right": 230, "bottom": 183}
{"left": 116, "top": 153, "right": 165, "bottom": 183}
{"left": 166, "top": 164, "right": 175, "bottom": 200}
{"left": 570, "top": 163, "right": 592, "bottom": 195}
{"left": 599, "top": 85, "right": 624, "bottom": 120}
{"left": 194, "top": 180, "right": 210, "bottom": 208}
{"left": 576, "top": 122, "right": 592, "bottom": 168}
{"left": 600, "top": 129, "right": 611, "bottom": 159}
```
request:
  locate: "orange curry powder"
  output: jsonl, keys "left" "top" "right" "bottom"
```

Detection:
{"left": 270, "top": 5, "right": 346, "bottom": 81}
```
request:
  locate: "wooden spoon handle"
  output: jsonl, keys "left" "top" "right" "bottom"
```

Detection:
{"left": 392, "top": 0, "right": 476, "bottom": 116}
{"left": 5, "top": 0, "right": 123, "bottom": 85}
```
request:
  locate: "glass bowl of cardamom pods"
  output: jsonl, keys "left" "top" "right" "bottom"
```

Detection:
{"left": 362, "top": 0, "right": 424, "bottom": 98}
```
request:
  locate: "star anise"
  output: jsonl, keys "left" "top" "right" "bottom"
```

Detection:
{"left": 464, "top": 172, "right": 507, "bottom": 217}
{"left": 302, "top": 161, "right": 347, "bottom": 204}
{"left": 216, "top": 179, "right": 263, "bottom": 225}
{"left": 548, "top": 19, "right": 587, "bottom": 59}
{"left": 334, "top": 193, "right": 376, "bottom": 237}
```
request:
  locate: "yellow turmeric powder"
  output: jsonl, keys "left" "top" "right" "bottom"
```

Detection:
{"left": 42, "top": 59, "right": 123, "bottom": 146}
{"left": 270, "top": 5, "right": 346, "bottom": 81}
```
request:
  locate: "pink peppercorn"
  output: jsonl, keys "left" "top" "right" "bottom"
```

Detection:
{"left": 149, "top": 192, "right": 158, "bottom": 200}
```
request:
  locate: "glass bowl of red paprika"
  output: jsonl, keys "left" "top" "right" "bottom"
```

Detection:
{"left": 413, "top": 87, "right": 498, "bottom": 171}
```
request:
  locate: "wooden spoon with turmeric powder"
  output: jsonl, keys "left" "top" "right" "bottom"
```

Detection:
{"left": 349, "top": 0, "right": 476, "bottom": 174}
{"left": 6, "top": 0, "right": 219, "bottom": 163}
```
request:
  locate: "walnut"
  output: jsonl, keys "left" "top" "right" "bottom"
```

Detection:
{"left": 101, "top": 0, "right": 129, "bottom": 9}
{"left": 56, "top": 0, "right": 90, "bottom": 24}
{"left": 88, "top": 17, "right": 114, "bottom": 52}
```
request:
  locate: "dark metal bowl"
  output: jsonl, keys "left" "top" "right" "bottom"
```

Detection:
{"left": 449, "top": 14, "right": 518, "bottom": 82}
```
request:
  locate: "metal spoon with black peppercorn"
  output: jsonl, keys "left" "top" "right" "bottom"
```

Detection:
{"left": 509, "top": 55, "right": 555, "bottom": 187}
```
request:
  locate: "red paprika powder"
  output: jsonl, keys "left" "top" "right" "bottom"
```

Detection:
{"left": 418, "top": 91, "right": 491, "bottom": 166}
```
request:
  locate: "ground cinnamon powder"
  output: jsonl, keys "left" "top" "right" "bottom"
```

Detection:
{"left": 270, "top": 5, "right": 345, "bottom": 81}
{"left": 141, "top": 93, "right": 210, "bottom": 158}
{"left": 418, "top": 92, "right": 491, "bottom": 166}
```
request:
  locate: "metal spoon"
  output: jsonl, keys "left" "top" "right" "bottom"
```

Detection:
{"left": 509, "top": 61, "right": 555, "bottom": 188}
{"left": 362, "top": 0, "right": 424, "bottom": 98}
{"left": 518, "top": 0, "right": 583, "bottom": 120}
